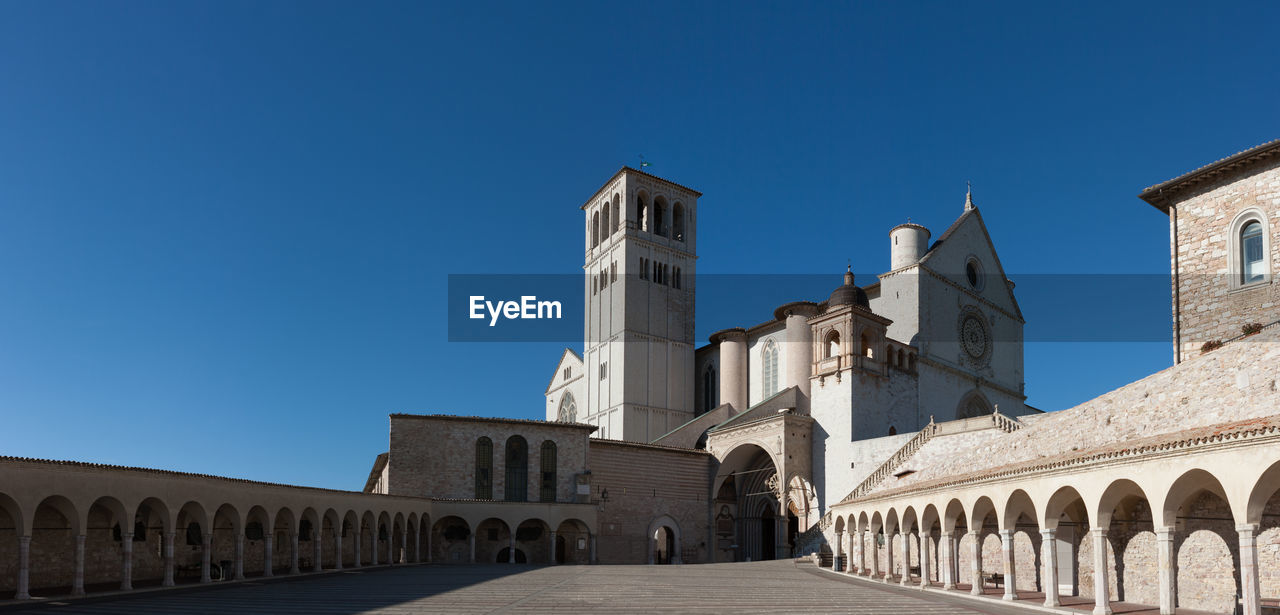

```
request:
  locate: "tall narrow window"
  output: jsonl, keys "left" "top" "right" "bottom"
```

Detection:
{"left": 637, "top": 195, "right": 649, "bottom": 232}
{"left": 539, "top": 441, "right": 557, "bottom": 502}
{"left": 703, "top": 366, "right": 717, "bottom": 411}
{"left": 673, "top": 202, "right": 685, "bottom": 241}
{"left": 613, "top": 195, "right": 621, "bottom": 232}
{"left": 504, "top": 436, "right": 528, "bottom": 502}
{"left": 654, "top": 197, "right": 668, "bottom": 236}
{"left": 558, "top": 392, "right": 576, "bottom": 422}
{"left": 592, "top": 212, "right": 600, "bottom": 248}
{"left": 611, "top": 262, "right": 617, "bottom": 282}
{"left": 1243, "top": 221, "right": 1264, "bottom": 284}
{"left": 601, "top": 207, "right": 610, "bottom": 242}
{"left": 825, "top": 331, "right": 840, "bottom": 359}
{"left": 762, "top": 339, "right": 779, "bottom": 397}
{"left": 475, "top": 437, "right": 493, "bottom": 499}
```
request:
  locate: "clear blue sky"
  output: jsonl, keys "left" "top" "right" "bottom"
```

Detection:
{"left": 2, "top": 1, "right": 1277, "bottom": 490}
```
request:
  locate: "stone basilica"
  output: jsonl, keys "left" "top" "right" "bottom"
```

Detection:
{"left": 0, "top": 139, "right": 1278, "bottom": 615}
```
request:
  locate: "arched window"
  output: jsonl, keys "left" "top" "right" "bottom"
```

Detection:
{"left": 557, "top": 392, "right": 576, "bottom": 423}
{"left": 824, "top": 331, "right": 840, "bottom": 359}
{"left": 539, "top": 441, "right": 557, "bottom": 502}
{"left": 888, "top": 426, "right": 897, "bottom": 436}
{"left": 1242, "top": 221, "right": 1264, "bottom": 285}
{"left": 637, "top": 194, "right": 649, "bottom": 232}
{"left": 504, "top": 436, "right": 528, "bottom": 502}
{"left": 860, "top": 332, "right": 874, "bottom": 359}
{"left": 654, "top": 197, "right": 668, "bottom": 237}
{"left": 592, "top": 211, "right": 600, "bottom": 248}
{"left": 702, "top": 366, "right": 717, "bottom": 411}
{"left": 475, "top": 437, "right": 493, "bottom": 499}
{"left": 613, "top": 195, "right": 621, "bottom": 232}
{"left": 957, "top": 392, "right": 991, "bottom": 420}
{"left": 601, "top": 207, "right": 610, "bottom": 242}
{"left": 673, "top": 202, "right": 686, "bottom": 241}
{"left": 762, "top": 339, "right": 779, "bottom": 397}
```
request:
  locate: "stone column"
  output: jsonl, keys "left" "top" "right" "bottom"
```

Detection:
{"left": 940, "top": 531, "right": 954, "bottom": 589}
{"left": 233, "top": 532, "right": 245, "bottom": 580}
{"left": 263, "top": 533, "right": 274, "bottom": 577}
{"left": 869, "top": 532, "right": 879, "bottom": 577}
{"left": 848, "top": 530, "right": 858, "bottom": 575}
{"left": 714, "top": 329, "right": 748, "bottom": 412}
{"left": 1041, "top": 528, "right": 1059, "bottom": 607}
{"left": 353, "top": 531, "right": 361, "bottom": 568}
{"left": 400, "top": 528, "right": 407, "bottom": 564}
{"left": 999, "top": 529, "right": 1016, "bottom": 600}
{"left": 833, "top": 530, "right": 843, "bottom": 571}
{"left": 16, "top": 535, "right": 30, "bottom": 600}
{"left": 162, "top": 531, "right": 175, "bottom": 587}
{"left": 883, "top": 532, "right": 895, "bottom": 583}
{"left": 313, "top": 532, "right": 322, "bottom": 572}
{"left": 372, "top": 529, "right": 379, "bottom": 565}
{"left": 1240, "top": 524, "right": 1261, "bottom": 615}
{"left": 1091, "top": 528, "right": 1112, "bottom": 615}
{"left": 201, "top": 533, "right": 212, "bottom": 583}
{"left": 920, "top": 533, "right": 931, "bottom": 588}
{"left": 120, "top": 532, "right": 134, "bottom": 590}
{"left": 508, "top": 532, "right": 516, "bottom": 563}
{"left": 1156, "top": 527, "right": 1175, "bottom": 615}
{"left": 549, "top": 530, "right": 558, "bottom": 565}
{"left": 73, "top": 534, "right": 87, "bottom": 594}
{"left": 900, "top": 531, "right": 911, "bottom": 586}
{"left": 425, "top": 527, "right": 431, "bottom": 563}
{"left": 291, "top": 532, "right": 301, "bottom": 574}
{"left": 335, "top": 531, "right": 344, "bottom": 571}
{"left": 414, "top": 528, "right": 420, "bottom": 563}
{"left": 468, "top": 533, "right": 476, "bottom": 563}
{"left": 968, "top": 530, "right": 982, "bottom": 595}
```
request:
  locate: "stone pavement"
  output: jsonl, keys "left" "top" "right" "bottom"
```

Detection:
{"left": 2, "top": 561, "right": 1044, "bottom": 615}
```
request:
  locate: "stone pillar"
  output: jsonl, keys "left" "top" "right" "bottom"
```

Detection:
{"left": 291, "top": 532, "right": 301, "bottom": 574}
{"left": 16, "top": 535, "right": 30, "bottom": 600}
{"left": 400, "top": 528, "right": 407, "bottom": 564}
{"left": 940, "top": 531, "right": 954, "bottom": 589}
{"left": 883, "top": 532, "right": 895, "bottom": 583}
{"left": 353, "top": 531, "right": 361, "bottom": 568}
{"left": 468, "top": 533, "right": 476, "bottom": 563}
{"left": 1240, "top": 524, "right": 1261, "bottom": 615}
{"left": 1156, "top": 527, "right": 1175, "bottom": 615}
{"left": 833, "top": 530, "right": 842, "bottom": 571}
{"left": 1041, "top": 528, "right": 1059, "bottom": 607}
{"left": 201, "top": 533, "right": 212, "bottom": 583}
{"left": 74, "top": 534, "right": 87, "bottom": 594}
{"left": 848, "top": 530, "right": 859, "bottom": 575}
{"left": 233, "top": 532, "right": 245, "bottom": 580}
{"left": 162, "top": 531, "right": 175, "bottom": 587}
{"left": 414, "top": 528, "right": 420, "bottom": 563}
{"left": 424, "top": 527, "right": 431, "bottom": 563}
{"left": 870, "top": 532, "right": 879, "bottom": 577}
{"left": 335, "top": 531, "right": 344, "bottom": 571}
{"left": 508, "top": 532, "right": 516, "bottom": 563}
{"left": 968, "top": 530, "right": 982, "bottom": 595}
{"left": 263, "top": 533, "right": 274, "bottom": 577}
{"left": 549, "top": 530, "right": 557, "bottom": 565}
{"left": 590, "top": 533, "right": 597, "bottom": 564}
{"left": 313, "top": 532, "right": 322, "bottom": 572}
{"left": 900, "top": 531, "right": 911, "bottom": 586}
{"left": 372, "top": 529, "right": 379, "bottom": 565}
{"left": 1091, "top": 528, "right": 1112, "bottom": 615}
{"left": 920, "top": 533, "right": 931, "bottom": 588}
{"left": 121, "top": 532, "right": 134, "bottom": 590}
{"left": 713, "top": 328, "right": 748, "bottom": 412}
{"left": 999, "top": 529, "right": 1016, "bottom": 600}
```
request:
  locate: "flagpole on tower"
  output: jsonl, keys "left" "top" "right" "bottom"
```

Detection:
{"left": 638, "top": 154, "right": 651, "bottom": 170}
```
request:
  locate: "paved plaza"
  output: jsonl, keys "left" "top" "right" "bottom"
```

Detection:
{"left": 2, "top": 561, "right": 1044, "bottom": 615}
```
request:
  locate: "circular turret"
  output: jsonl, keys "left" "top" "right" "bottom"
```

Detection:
{"left": 889, "top": 223, "right": 930, "bottom": 270}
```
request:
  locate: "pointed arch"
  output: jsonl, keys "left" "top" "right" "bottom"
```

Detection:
{"left": 761, "top": 339, "right": 779, "bottom": 398}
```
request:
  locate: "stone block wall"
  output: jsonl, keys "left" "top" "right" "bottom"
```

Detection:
{"left": 388, "top": 415, "right": 592, "bottom": 502}
{"left": 1169, "top": 157, "right": 1280, "bottom": 361}
{"left": 587, "top": 439, "right": 711, "bottom": 564}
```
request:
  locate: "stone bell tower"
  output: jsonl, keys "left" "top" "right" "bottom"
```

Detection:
{"left": 581, "top": 167, "right": 700, "bottom": 442}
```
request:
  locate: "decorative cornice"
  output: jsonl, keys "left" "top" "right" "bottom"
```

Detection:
{"left": 1139, "top": 138, "right": 1280, "bottom": 213}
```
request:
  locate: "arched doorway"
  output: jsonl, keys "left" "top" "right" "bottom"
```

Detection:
{"left": 712, "top": 443, "right": 783, "bottom": 562}
{"left": 646, "top": 516, "right": 682, "bottom": 565}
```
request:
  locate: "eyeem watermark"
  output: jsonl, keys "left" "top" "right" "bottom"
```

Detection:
{"left": 469, "top": 295, "right": 562, "bottom": 327}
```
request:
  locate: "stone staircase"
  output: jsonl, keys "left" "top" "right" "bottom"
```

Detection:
{"left": 795, "top": 411, "right": 1023, "bottom": 555}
